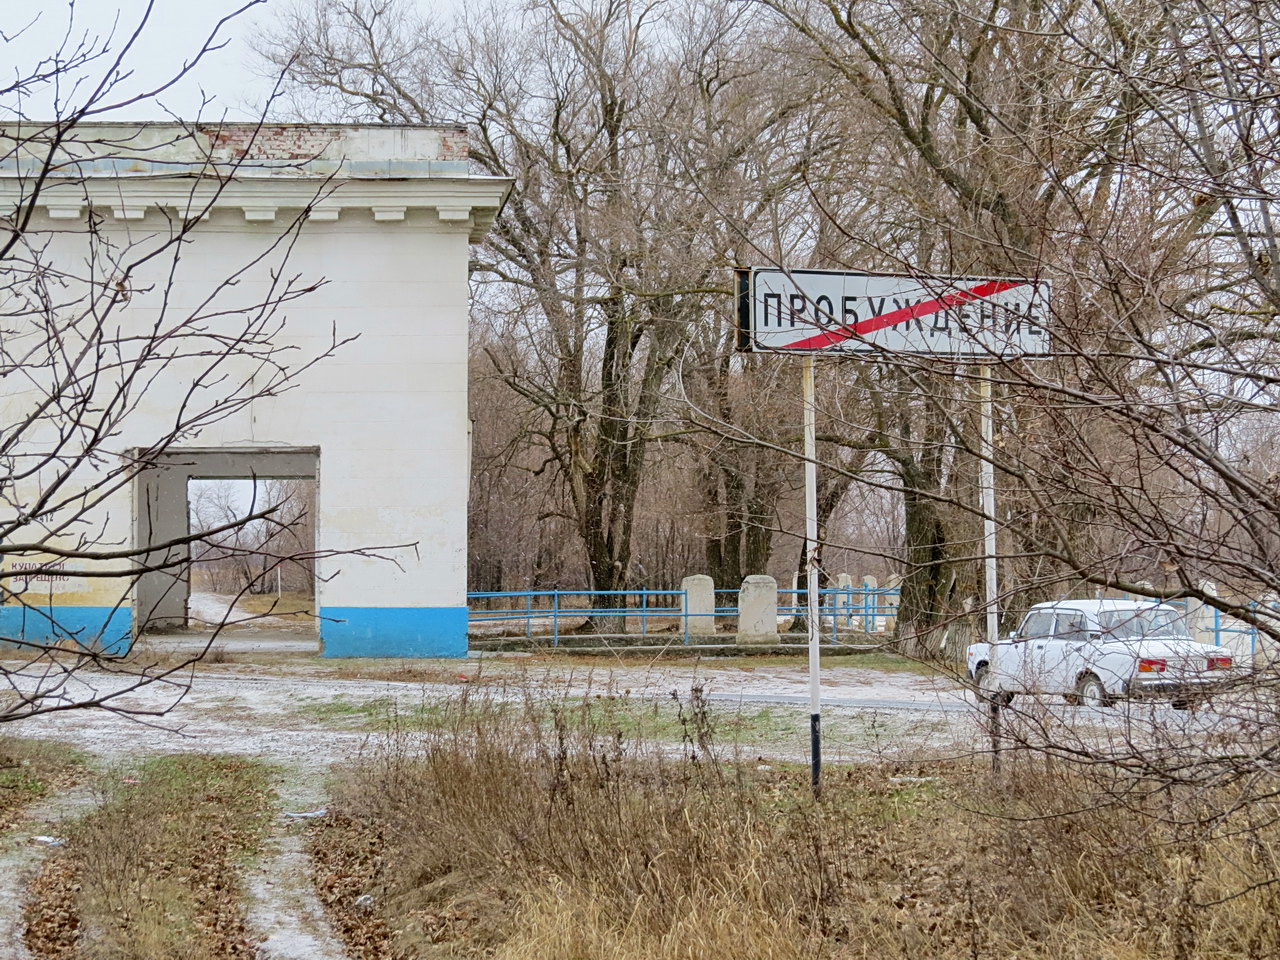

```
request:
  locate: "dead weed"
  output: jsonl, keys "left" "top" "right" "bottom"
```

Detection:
{"left": 310, "top": 687, "right": 1280, "bottom": 960}
{"left": 24, "top": 754, "right": 275, "bottom": 960}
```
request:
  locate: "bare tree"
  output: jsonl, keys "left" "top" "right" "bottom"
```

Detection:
{"left": 262, "top": 0, "right": 828, "bottom": 626}
{"left": 752, "top": 0, "right": 1277, "bottom": 631}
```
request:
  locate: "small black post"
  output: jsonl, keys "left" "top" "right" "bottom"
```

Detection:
{"left": 989, "top": 700, "right": 1002, "bottom": 775}
{"left": 810, "top": 712, "right": 822, "bottom": 796}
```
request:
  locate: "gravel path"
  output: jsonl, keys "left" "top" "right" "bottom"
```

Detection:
{"left": 1, "top": 646, "right": 981, "bottom": 762}
{"left": 246, "top": 770, "right": 346, "bottom": 960}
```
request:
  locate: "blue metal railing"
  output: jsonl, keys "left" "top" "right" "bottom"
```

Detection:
{"left": 469, "top": 584, "right": 901, "bottom": 646}
{"left": 1212, "top": 603, "right": 1260, "bottom": 656}
{"left": 468, "top": 589, "right": 704, "bottom": 646}
{"left": 776, "top": 587, "right": 900, "bottom": 643}
{"left": 470, "top": 585, "right": 1273, "bottom": 652}
{"left": 713, "top": 589, "right": 739, "bottom": 617}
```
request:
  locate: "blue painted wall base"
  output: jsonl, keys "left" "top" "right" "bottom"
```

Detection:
{"left": 320, "top": 606, "right": 468, "bottom": 658}
{"left": 0, "top": 605, "right": 134, "bottom": 655}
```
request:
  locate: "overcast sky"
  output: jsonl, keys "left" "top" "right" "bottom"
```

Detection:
{"left": 6, "top": 0, "right": 304, "bottom": 121}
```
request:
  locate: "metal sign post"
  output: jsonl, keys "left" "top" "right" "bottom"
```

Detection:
{"left": 735, "top": 267, "right": 1051, "bottom": 795}
{"left": 802, "top": 354, "right": 821, "bottom": 794}
{"left": 979, "top": 367, "right": 999, "bottom": 649}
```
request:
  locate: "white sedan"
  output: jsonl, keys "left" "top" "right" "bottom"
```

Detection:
{"left": 966, "top": 599, "right": 1238, "bottom": 709}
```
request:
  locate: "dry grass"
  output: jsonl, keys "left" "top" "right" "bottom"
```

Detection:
{"left": 24, "top": 754, "right": 275, "bottom": 960}
{"left": 313, "top": 689, "right": 824, "bottom": 959}
{"left": 312, "top": 686, "right": 1280, "bottom": 960}
{"left": 0, "top": 737, "right": 84, "bottom": 832}
{"left": 238, "top": 590, "right": 315, "bottom": 621}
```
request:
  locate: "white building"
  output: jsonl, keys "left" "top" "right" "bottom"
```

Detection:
{"left": 0, "top": 123, "right": 510, "bottom": 657}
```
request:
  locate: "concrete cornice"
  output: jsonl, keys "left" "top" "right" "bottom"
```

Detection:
{"left": 0, "top": 174, "right": 513, "bottom": 242}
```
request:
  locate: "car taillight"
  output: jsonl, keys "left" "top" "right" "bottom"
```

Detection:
{"left": 1138, "top": 658, "right": 1167, "bottom": 673}
{"left": 1207, "top": 656, "right": 1233, "bottom": 671}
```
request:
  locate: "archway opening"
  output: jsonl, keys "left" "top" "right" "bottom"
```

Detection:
{"left": 133, "top": 447, "right": 320, "bottom": 643}
{"left": 187, "top": 477, "right": 318, "bottom": 635}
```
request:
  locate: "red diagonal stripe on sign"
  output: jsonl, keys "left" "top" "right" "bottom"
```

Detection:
{"left": 779, "top": 279, "right": 1025, "bottom": 350}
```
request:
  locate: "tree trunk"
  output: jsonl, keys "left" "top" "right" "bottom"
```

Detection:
{"left": 895, "top": 468, "right": 952, "bottom": 660}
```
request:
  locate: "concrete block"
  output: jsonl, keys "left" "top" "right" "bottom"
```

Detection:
{"left": 681, "top": 575, "right": 716, "bottom": 636}
{"left": 738, "top": 575, "right": 778, "bottom": 644}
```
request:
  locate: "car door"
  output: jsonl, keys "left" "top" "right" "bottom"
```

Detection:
{"left": 1041, "top": 610, "right": 1089, "bottom": 694}
{"left": 999, "top": 610, "right": 1054, "bottom": 692}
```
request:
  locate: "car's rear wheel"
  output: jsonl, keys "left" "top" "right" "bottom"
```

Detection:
{"left": 1075, "top": 673, "right": 1114, "bottom": 708}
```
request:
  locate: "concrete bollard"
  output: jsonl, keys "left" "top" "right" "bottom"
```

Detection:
{"left": 836, "top": 573, "right": 854, "bottom": 626}
{"left": 738, "top": 575, "right": 779, "bottom": 644}
{"left": 681, "top": 574, "right": 717, "bottom": 636}
{"left": 883, "top": 574, "right": 902, "bottom": 633}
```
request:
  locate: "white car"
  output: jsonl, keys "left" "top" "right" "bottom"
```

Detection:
{"left": 966, "top": 599, "right": 1237, "bottom": 709}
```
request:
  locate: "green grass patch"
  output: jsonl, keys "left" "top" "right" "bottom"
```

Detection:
{"left": 708, "top": 651, "right": 946, "bottom": 676}
{"left": 0, "top": 738, "right": 86, "bottom": 832}
{"left": 294, "top": 694, "right": 464, "bottom": 731}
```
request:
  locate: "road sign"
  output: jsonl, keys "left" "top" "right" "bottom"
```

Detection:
{"left": 734, "top": 265, "right": 1053, "bottom": 794}
{"left": 737, "top": 267, "right": 1051, "bottom": 356}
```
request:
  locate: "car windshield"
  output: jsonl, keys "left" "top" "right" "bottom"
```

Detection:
{"left": 1098, "top": 608, "right": 1183, "bottom": 639}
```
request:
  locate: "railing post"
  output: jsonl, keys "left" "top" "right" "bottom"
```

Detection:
{"left": 553, "top": 590, "right": 560, "bottom": 647}
{"left": 862, "top": 576, "right": 879, "bottom": 632}
{"left": 526, "top": 591, "right": 533, "bottom": 639}
{"left": 641, "top": 589, "right": 648, "bottom": 637}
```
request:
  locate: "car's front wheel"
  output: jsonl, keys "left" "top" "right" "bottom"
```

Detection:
{"left": 1075, "top": 673, "right": 1114, "bottom": 708}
